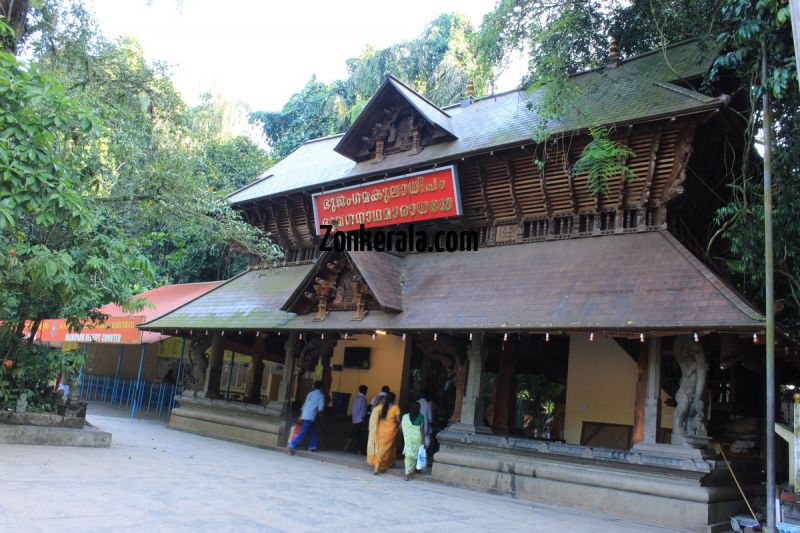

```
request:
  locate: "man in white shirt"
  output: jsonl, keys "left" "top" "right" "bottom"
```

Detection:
{"left": 418, "top": 392, "right": 433, "bottom": 447}
{"left": 344, "top": 385, "right": 368, "bottom": 454}
{"left": 288, "top": 381, "right": 326, "bottom": 453}
{"left": 370, "top": 385, "right": 390, "bottom": 407}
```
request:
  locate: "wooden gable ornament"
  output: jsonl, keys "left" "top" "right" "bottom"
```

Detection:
{"left": 334, "top": 74, "right": 458, "bottom": 163}
{"left": 282, "top": 250, "right": 402, "bottom": 321}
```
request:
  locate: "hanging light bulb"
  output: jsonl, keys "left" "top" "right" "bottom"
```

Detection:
{"left": 372, "top": 332, "right": 376, "bottom": 341}
{"left": 299, "top": 333, "right": 303, "bottom": 340}
{"left": 693, "top": 332, "right": 699, "bottom": 343}
{"left": 753, "top": 332, "right": 758, "bottom": 344}
{"left": 402, "top": 333, "right": 406, "bottom": 341}
{"left": 321, "top": 333, "right": 325, "bottom": 340}
{"left": 221, "top": 331, "right": 225, "bottom": 337}
{"left": 434, "top": 333, "right": 438, "bottom": 341}
{"left": 469, "top": 333, "right": 473, "bottom": 341}
{"left": 256, "top": 331, "right": 260, "bottom": 337}
{"left": 545, "top": 332, "right": 550, "bottom": 342}
{"left": 589, "top": 332, "right": 594, "bottom": 342}
{"left": 205, "top": 330, "right": 208, "bottom": 335}
{"left": 344, "top": 332, "right": 349, "bottom": 339}
{"left": 238, "top": 331, "right": 242, "bottom": 335}
{"left": 277, "top": 331, "right": 281, "bottom": 336}
{"left": 189, "top": 330, "right": 193, "bottom": 335}
{"left": 640, "top": 333, "right": 645, "bottom": 343}
{"left": 175, "top": 330, "right": 178, "bottom": 334}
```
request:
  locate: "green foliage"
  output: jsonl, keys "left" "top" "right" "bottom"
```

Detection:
{"left": 571, "top": 127, "right": 636, "bottom": 196}
{"left": 252, "top": 12, "right": 492, "bottom": 158}
{"left": 0, "top": 19, "right": 155, "bottom": 408}
{"left": 22, "top": 2, "right": 281, "bottom": 283}
{"left": 0, "top": 344, "right": 85, "bottom": 412}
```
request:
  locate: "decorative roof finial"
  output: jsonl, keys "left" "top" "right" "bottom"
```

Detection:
{"left": 608, "top": 38, "right": 620, "bottom": 61}
{"left": 466, "top": 79, "right": 474, "bottom": 98}
{"left": 383, "top": 70, "right": 392, "bottom": 80}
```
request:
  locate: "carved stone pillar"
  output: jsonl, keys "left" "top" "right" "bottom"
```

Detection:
{"left": 267, "top": 333, "right": 299, "bottom": 416}
{"left": 492, "top": 341, "right": 515, "bottom": 433}
{"left": 204, "top": 333, "right": 225, "bottom": 399}
{"left": 451, "top": 333, "right": 491, "bottom": 434}
{"left": 642, "top": 337, "right": 662, "bottom": 444}
{"left": 670, "top": 335, "right": 710, "bottom": 448}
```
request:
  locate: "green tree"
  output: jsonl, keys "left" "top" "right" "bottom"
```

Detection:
{"left": 251, "top": 12, "right": 492, "bottom": 159}
{"left": 0, "top": 21, "right": 154, "bottom": 410}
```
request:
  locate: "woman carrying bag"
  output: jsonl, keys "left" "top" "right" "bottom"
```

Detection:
{"left": 400, "top": 401, "right": 425, "bottom": 481}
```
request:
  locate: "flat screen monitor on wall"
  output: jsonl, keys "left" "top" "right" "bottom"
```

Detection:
{"left": 343, "top": 347, "right": 371, "bottom": 370}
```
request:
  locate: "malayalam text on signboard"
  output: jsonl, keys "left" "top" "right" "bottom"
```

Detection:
{"left": 311, "top": 166, "right": 462, "bottom": 234}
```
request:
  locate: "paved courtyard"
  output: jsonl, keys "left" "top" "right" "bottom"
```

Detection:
{"left": 0, "top": 412, "right": 677, "bottom": 532}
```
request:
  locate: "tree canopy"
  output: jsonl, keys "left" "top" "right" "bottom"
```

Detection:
{"left": 251, "top": 13, "right": 493, "bottom": 159}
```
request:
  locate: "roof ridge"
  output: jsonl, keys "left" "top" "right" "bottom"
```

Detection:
{"left": 657, "top": 230, "right": 764, "bottom": 322}
{"left": 386, "top": 75, "right": 451, "bottom": 118}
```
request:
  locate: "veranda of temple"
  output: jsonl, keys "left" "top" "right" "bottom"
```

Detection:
{"left": 140, "top": 40, "right": 796, "bottom": 532}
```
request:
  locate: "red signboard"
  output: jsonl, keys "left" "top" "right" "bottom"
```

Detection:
{"left": 38, "top": 316, "right": 146, "bottom": 345}
{"left": 311, "top": 166, "right": 462, "bottom": 234}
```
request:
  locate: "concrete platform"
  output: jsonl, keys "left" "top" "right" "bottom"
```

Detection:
{"left": 0, "top": 414, "right": 675, "bottom": 532}
{"left": 0, "top": 421, "right": 111, "bottom": 447}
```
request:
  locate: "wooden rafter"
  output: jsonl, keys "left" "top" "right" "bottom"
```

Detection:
{"left": 284, "top": 196, "right": 300, "bottom": 248}
{"left": 302, "top": 194, "right": 318, "bottom": 240}
{"left": 660, "top": 123, "right": 696, "bottom": 204}
{"left": 266, "top": 198, "right": 290, "bottom": 249}
{"left": 562, "top": 140, "right": 579, "bottom": 215}
{"left": 503, "top": 156, "right": 522, "bottom": 220}
{"left": 614, "top": 125, "right": 635, "bottom": 223}
{"left": 639, "top": 126, "right": 664, "bottom": 207}
{"left": 476, "top": 160, "right": 495, "bottom": 224}
{"left": 529, "top": 144, "right": 552, "bottom": 217}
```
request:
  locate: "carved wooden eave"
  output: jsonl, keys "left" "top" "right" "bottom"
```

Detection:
{"left": 334, "top": 75, "right": 457, "bottom": 163}
{"left": 281, "top": 249, "right": 403, "bottom": 321}
{"left": 661, "top": 123, "right": 697, "bottom": 204}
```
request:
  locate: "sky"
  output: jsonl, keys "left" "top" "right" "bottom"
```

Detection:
{"left": 87, "top": 0, "right": 526, "bottom": 114}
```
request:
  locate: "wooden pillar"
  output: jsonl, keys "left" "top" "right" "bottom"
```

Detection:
{"left": 492, "top": 339, "right": 515, "bottom": 433}
{"left": 452, "top": 333, "right": 491, "bottom": 433}
{"left": 449, "top": 352, "right": 467, "bottom": 424}
{"left": 642, "top": 337, "right": 662, "bottom": 444}
{"left": 247, "top": 352, "right": 265, "bottom": 404}
{"left": 205, "top": 333, "right": 224, "bottom": 399}
{"left": 794, "top": 393, "right": 800, "bottom": 490}
{"left": 632, "top": 344, "right": 649, "bottom": 444}
{"left": 398, "top": 336, "right": 413, "bottom": 409}
{"left": 267, "top": 334, "right": 299, "bottom": 415}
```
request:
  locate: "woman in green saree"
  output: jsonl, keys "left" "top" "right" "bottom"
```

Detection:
{"left": 400, "top": 401, "right": 425, "bottom": 480}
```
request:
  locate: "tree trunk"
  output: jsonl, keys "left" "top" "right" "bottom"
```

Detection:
{"left": 1, "top": 0, "right": 31, "bottom": 53}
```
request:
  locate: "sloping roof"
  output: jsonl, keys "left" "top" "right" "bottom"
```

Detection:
{"left": 347, "top": 251, "right": 403, "bottom": 311}
{"left": 230, "top": 39, "right": 721, "bottom": 205}
{"left": 141, "top": 231, "right": 763, "bottom": 333}
{"left": 98, "top": 281, "right": 222, "bottom": 343}
{"left": 332, "top": 75, "right": 456, "bottom": 162}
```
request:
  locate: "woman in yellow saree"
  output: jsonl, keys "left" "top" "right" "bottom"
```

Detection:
{"left": 367, "top": 392, "right": 400, "bottom": 474}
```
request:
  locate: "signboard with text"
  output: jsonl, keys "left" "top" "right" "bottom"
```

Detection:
{"left": 311, "top": 166, "right": 462, "bottom": 234}
{"left": 38, "top": 316, "right": 146, "bottom": 345}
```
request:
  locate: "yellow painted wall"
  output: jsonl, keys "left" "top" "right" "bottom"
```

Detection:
{"left": 329, "top": 334, "right": 407, "bottom": 414}
{"left": 83, "top": 343, "right": 161, "bottom": 381}
{"left": 564, "top": 335, "right": 637, "bottom": 445}
{"left": 563, "top": 335, "right": 676, "bottom": 444}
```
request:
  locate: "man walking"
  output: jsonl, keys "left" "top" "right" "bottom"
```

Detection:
{"left": 288, "top": 381, "right": 326, "bottom": 454}
{"left": 344, "top": 385, "right": 368, "bottom": 454}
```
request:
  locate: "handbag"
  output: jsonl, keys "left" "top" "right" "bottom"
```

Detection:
{"left": 416, "top": 445, "right": 427, "bottom": 470}
{"left": 290, "top": 421, "right": 303, "bottom": 443}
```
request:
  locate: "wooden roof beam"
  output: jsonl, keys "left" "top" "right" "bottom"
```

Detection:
{"left": 614, "top": 125, "right": 635, "bottom": 224}
{"left": 639, "top": 126, "right": 664, "bottom": 208}
{"left": 266, "top": 198, "right": 290, "bottom": 249}
{"left": 476, "top": 160, "right": 495, "bottom": 224}
{"left": 661, "top": 123, "right": 696, "bottom": 204}
{"left": 503, "top": 156, "right": 522, "bottom": 221}
{"left": 528, "top": 144, "right": 552, "bottom": 218}
{"left": 283, "top": 195, "right": 302, "bottom": 249}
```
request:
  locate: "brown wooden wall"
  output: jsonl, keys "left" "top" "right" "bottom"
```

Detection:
{"left": 240, "top": 116, "right": 701, "bottom": 258}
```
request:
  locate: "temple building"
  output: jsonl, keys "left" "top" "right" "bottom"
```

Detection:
{"left": 139, "top": 40, "right": 795, "bottom": 531}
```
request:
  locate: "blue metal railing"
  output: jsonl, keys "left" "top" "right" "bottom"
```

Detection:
{"left": 77, "top": 373, "right": 180, "bottom": 417}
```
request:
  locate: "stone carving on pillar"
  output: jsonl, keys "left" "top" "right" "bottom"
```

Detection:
{"left": 415, "top": 335, "right": 467, "bottom": 423}
{"left": 185, "top": 333, "right": 213, "bottom": 395}
{"left": 671, "top": 335, "right": 710, "bottom": 447}
{"left": 451, "top": 333, "right": 491, "bottom": 434}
